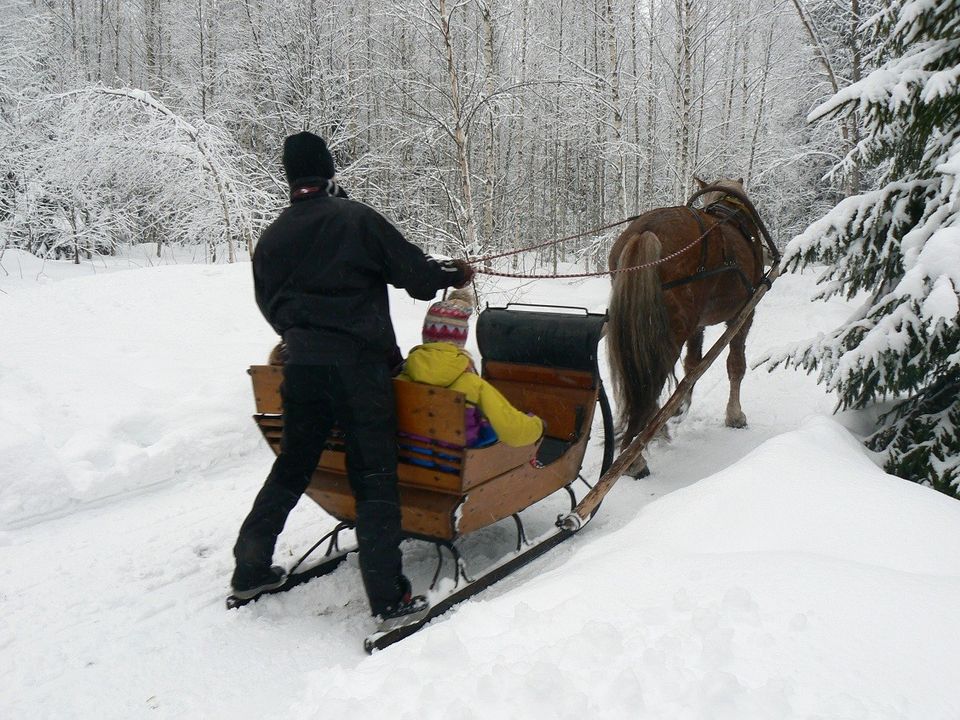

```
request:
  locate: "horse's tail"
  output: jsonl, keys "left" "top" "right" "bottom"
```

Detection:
{"left": 607, "top": 230, "right": 676, "bottom": 435}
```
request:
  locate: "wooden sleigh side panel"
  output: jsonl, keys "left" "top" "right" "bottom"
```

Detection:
{"left": 250, "top": 365, "right": 468, "bottom": 446}
{"left": 249, "top": 365, "right": 549, "bottom": 540}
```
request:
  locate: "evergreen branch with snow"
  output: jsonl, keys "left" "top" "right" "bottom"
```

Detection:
{"left": 769, "top": 0, "right": 960, "bottom": 495}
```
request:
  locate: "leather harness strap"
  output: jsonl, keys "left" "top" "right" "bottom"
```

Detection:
{"left": 666, "top": 201, "right": 757, "bottom": 295}
{"left": 686, "top": 207, "right": 710, "bottom": 273}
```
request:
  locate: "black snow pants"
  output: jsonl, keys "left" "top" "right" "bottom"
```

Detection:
{"left": 233, "top": 362, "right": 404, "bottom": 616}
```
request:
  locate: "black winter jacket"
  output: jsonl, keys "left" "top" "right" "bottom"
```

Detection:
{"left": 253, "top": 193, "right": 466, "bottom": 365}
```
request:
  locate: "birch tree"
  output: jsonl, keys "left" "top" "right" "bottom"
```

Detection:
{"left": 1, "top": 0, "right": 850, "bottom": 269}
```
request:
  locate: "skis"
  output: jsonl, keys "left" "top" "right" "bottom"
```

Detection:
{"left": 225, "top": 548, "right": 356, "bottom": 610}
{"left": 225, "top": 526, "right": 578, "bottom": 653}
{"left": 363, "top": 527, "right": 575, "bottom": 653}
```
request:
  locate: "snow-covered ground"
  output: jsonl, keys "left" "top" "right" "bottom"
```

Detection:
{"left": 2, "top": 249, "right": 959, "bottom": 719}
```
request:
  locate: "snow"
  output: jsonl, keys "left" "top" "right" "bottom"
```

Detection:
{"left": 3, "top": 253, "right": 960, "bottom": 718}
{"left": 808, "top": 32, "right": 959, "bottom": 123}
{"left": 0, "top": 249, "right": 263, "bottom": 527}
{"left": 300, "top": 418, "right": 960, "bottom": 719}
{"left": 921, "top": 66, "right": 960, "bottom": 102}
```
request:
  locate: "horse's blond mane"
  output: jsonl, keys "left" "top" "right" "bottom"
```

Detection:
{"left": 695, "top": 175, "right": 746, "bottom": 208}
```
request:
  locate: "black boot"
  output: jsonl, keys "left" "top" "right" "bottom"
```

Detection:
{"left": 232, "top": 483, "right": 301, "bottom": 594}
{"left": 230, "top": 565, "right": 288, "bottom": 600}
{"left": 375, "top": 575, "right": 429, "bottom": 631}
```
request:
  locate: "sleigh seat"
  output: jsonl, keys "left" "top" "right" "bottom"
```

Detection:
{"left": 248, "top": 306, "right": 607, "bottom": 542}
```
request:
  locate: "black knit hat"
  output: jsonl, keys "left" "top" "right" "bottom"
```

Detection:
{"left": 282, "top": 132, "right": 336, "bottom": 184}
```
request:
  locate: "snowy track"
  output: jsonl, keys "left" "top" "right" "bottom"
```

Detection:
{"left": 3, "top": 252, "right": 960, "bottom": 719}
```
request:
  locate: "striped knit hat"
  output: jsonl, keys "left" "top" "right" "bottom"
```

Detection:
{"left": 422, "top": 288, "right": 474, "bottom": 347}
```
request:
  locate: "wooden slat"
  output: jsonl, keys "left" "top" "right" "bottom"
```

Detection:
{"left": 253, "top": 414, "right": 281, "bottom": 455}
{"left": 318, "top": 437, "right": 464, "bottom": 464}
{"left": 398, "top": 448, "right": 462, "bottom": 471}
{"left": 250, "top": 365, "right": 283, "bottom": 414}
{"left": 392, "top": 381, "right": 466, "bottom": 447}
{"left": 324, "top": 439, "right": 464, "bottom": 471}
{"left": 461, "top": 440, "right": 540, "bottom": 491}
{"left": 249, "top": 367, "right": 467, "bottom": 447}
{"left": 317, "top": 448, "right": 465, "bottom": 495}
{"left": 488, "top": 379, "right": 594, "bottom": 441}
{"left": 484, "top": 360, "right": 595, "bottom": 389}
{"left": 456, "top": 433, "right": 591, "bottom": 536}
{"left": 305, "top": 471, "right": 461, "bottom": 540}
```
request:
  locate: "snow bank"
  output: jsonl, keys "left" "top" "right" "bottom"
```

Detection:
{"left": 0, "top": 261, "right": 275, "bottom": 527}
{"left": 632, "top": 415, "right": 960, "bottom": 575}
{"left": 294, "top": 418, "right": 960, "bottom": 719}
{"left": 0, "top": 245, "right": 242, "bottom": 289}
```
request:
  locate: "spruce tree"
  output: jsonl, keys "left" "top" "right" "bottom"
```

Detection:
{"left": 770, "top": 0, "right": 960, "bottom": 496}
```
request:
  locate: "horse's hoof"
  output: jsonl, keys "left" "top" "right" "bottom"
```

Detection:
{"left": 725, "top": 414, "right": 748, "bottom": 429}
{"left": 630, "top": 465, "right": 651, "bottom": 479}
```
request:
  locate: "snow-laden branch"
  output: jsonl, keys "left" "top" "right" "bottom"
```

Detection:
{"left": 44, "top": 86, "right": 256, "bottom": 261}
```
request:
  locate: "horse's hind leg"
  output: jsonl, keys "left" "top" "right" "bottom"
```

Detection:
{"left": 677, "top": 327, "right": 704, "bottom": 418}
{"left": 725, "top": 313, "right": 754, "bottom": 428}
{"left": 620, "top": 416, "right": 651, "bottom": 478}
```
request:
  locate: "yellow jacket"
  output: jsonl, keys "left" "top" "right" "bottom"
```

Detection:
{"left": 397, "top": 343, "right": 544, "bottom": 447}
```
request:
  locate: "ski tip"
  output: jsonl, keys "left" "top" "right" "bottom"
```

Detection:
{"left": 376, "top": 605, "right": 431, "bottom": 634}
{"left": 225, "top": 595, "right": 248, "bottom": 610}
{"left": 363, "top": 607, "right": 432, "bottom": 654}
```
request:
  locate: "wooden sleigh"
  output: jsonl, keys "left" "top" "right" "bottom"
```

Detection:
{"left": 240, "top": 304, "right": 614, "bottom": 650}
{"left": 250, "top": 307, "right": 612, "bottom": 541}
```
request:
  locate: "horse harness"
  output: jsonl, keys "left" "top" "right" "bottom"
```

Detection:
{"left": 661, "top": 194, "right": 765, "bottom": 295}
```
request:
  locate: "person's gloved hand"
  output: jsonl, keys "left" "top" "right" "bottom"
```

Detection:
{"left": 450, "top": 259, "right": 475, "bottom": 288}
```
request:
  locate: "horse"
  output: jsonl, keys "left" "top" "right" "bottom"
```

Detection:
{"left": 606, "top": 177, "right": 766, "bottom": 477}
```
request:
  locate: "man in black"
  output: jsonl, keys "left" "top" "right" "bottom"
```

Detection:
{"left": 232, "top": 132, "right": 474, "bottom": 622}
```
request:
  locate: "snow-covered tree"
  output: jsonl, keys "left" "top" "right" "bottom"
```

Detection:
{"left": 769, "top": 0, "right": 960, "bottom": 495}
{"left": 2, "top": 0, "right": 857, "bottom": 268}
{"left": 4, "top": 87, "right": 269, "bottom": 263}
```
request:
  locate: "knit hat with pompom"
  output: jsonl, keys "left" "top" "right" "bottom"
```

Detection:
{"left": 421, "top": 288, "right": 474, "bottom": 347}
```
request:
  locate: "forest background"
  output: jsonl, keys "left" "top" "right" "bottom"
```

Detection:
{"left": 0, "top": 0, "right": 873, "bottom": 267}
{"left": 9, "top": 0, "right": 957, "bottom": 497}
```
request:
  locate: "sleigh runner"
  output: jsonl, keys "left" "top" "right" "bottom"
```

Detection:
{"left": 240, "top": 304, "right": 614, "bottom": 651}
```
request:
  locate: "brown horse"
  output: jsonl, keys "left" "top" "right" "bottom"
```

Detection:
{"left": 606, "top": 177, "right": 765, "bottom": 476}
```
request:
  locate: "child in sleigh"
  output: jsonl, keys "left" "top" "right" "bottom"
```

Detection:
{"left": 397, "top": 288, "right": 543, "bottom": 449}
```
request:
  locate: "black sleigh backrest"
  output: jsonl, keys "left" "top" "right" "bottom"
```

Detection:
{"left": 476, "top": 305, "right": 607, "bottom": 382}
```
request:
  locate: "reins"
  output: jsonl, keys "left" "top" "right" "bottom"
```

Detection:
{"left": 471, "top": 184, "right": 778, "bottom": 281}
{"left": 473, "top": 226, "right": 718, "bottom": 280}
{"left": 469, "top": 214, "right": 643, "bottom": 265}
